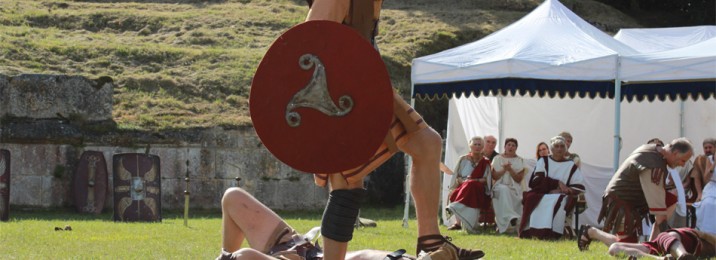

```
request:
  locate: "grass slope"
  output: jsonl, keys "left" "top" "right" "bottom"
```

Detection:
{"left": 0, "top": 0, "right": 640, "bottom": 131}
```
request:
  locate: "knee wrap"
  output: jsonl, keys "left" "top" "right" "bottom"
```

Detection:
{"left": 321, "top": 188, "right": 367, "bottom": 242}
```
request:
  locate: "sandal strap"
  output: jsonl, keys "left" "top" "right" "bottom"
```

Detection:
{"left": 417, "top": 235, "right": 484, "bottom": 259}
{"left": 417, "top": 234, "right": 447, "bottom": 244}
{"left": 416, "top": 234, "right": 448, "bottom": 252}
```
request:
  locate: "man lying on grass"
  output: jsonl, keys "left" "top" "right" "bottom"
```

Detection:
{"left": 578, "top": 224, "right": 716, "bottom": 259}
{"left": 217, "top": 187, "right": 432, "bottom": 260}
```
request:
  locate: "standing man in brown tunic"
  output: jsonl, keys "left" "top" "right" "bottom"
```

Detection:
{"left": 598, "top": 138, "right": 693, "bottom": 243}
{"left": 305, "top": 1, "right": 484, "bottom": 260}
{"left": 691, "top": 138, "right": 715, "bottom": 202}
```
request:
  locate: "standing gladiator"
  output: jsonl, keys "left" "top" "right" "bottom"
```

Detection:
{"left": 305, "top": 0, "right": 484, "bottom": 259}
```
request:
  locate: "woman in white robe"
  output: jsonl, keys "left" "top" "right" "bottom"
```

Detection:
{"left": 519, "top": 136, "right": 585, "bottom": 240}
{"left": 445, "top": 136, "right": 492, "bottom": 234}
{"left": 491, "top": 138, "right": 528, "bottom": 233}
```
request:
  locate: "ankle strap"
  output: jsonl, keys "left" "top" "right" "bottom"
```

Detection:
{"left": 417, "top": 234, "right": 445, "bottom": 243}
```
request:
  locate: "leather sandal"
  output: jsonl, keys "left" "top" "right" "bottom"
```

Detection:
{"left": 416, "top": 235, "right": 484, "bottom": 260}
{"left": 447, "top": 223, "right": 462, "bottom": 230}
{"left": 577, "top": 224, "right": 592, "bottom": 251}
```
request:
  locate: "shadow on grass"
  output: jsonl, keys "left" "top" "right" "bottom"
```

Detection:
{"left": 5, "top": 207, "right": 222, "bottom": 221}
{"left": 7, "top": 205, "right": 414, "bottom": 223}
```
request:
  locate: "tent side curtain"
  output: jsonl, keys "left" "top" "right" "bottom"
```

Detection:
{"left": 412, "top": 78, "right": 614, "bottom": 100}
{"left": 622, "top": 80, "right": 716, "bottom": 102}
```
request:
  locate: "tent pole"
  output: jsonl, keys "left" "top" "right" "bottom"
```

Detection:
{"left": 498, "top": 96, "right": 504, "bottom": 152}
{"left": 680, "top": 101, "right": 685, "bottom": 137}
{"left": 403, "top": 86, "right": 415, "bottom": 228}
{"left": 613, "top": 58, "right": 622, "bottom": 172}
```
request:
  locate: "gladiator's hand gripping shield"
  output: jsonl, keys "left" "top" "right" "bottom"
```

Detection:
{"left": 250, "top": 21, "right": 393, "bottom": 173}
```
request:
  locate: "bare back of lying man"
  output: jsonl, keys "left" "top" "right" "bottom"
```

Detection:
{"left": 218, "top": 187, "right": 418, "bottom": 260}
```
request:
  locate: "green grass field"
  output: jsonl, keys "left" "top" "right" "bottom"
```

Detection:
{"left": 0, "top": 207, "right": 613, "bottom": 259}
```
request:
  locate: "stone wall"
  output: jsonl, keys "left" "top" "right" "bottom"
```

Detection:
{"left": 0, "top": 74, "right": 330, "bottom": 211}
{"left": 1, "top": 130, "right": 328, "bottom": 210}
{"left": 1, "top": 74, "right": 112, "bottom": 121}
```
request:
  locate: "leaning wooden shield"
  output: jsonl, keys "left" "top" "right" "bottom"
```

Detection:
{"left": 113, "top": 153, "right": 161, "bottom": 222}
{"left": 73, "top": 151, "right": 108, "bottom": 214}
{"left": 250, "top": 20, "right": 394, "bottom": 173}
{"left": 0, "top": 149, "right": 9, "bottom": 221}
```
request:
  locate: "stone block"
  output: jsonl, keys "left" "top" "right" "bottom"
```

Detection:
{"left": 153, "top": 147, "right": 183, "bottom": 179}
{"left": 6, "top": 74, "right": 112, "bottom": 121}
{"left": 10, "top": 175, "right": 42, "bottom": 206}
{"left": 0, "top": 74, "right": 8, "bottom": 117}
{"left": 45, "top": 175, "right": 72, "bottom": 207}
{"left": 198, "top": 148, "right": 216, "bottom": 179}
{"left": 161, "top": 179, "right": 181, "bottom": 209}
{"left": 214, "top": 149, "right": 242, "bottom": 179}
{"left": 254, "top": 179, "right": 327, "bottom": 210}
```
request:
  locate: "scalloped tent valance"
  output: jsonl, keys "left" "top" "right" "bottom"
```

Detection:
{"left": 413, "top": 78, "right": 715, "bottom": 102}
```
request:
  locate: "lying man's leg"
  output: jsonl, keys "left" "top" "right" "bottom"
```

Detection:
{"left": 607, "top": 243, "right": 658, "bottom": 259}
{"left": 221, "top": 187, "right": 325, "bottom": 260}
{"left": 580, "top": 225, "right": 619, "bottom": 249}
{"left": 220, "top": 248, "right": 277, "bottom": 260}
{"left": 221, "top": 187, "right": 285, "bottom": 252}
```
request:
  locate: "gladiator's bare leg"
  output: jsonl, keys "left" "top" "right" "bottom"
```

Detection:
{"left": 399, "top": 127, "right": 443, "bottom": 238}
{"left": 608, "top": 243, "right": 659, "bottom": 259}
{"left": 584, "top": 225, "right": 619, "bottom": 247}
{"left": 226, "top": 248, "right": 278, "bottom": 260}
{"left": 221, "top": 187, "right": 285, "bottom": 252}
{"left": 665, "top": 232, "right": 690, "bottom": 259}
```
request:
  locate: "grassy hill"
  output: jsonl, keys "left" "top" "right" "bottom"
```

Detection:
{"left": 0, "top": 0, "right": 641, "bottom": 131}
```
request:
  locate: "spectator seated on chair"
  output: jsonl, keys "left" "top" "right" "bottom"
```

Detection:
{"left": 445, "top": 136, "right": 493, "bottom": 234}
{"left": 519, "top": 136, "right": 584, "bottom": 240}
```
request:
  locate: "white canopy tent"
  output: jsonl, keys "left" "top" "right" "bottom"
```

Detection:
{"left": 620, "top": 37, "right": 716, "bottom": 88}
{"left": 614, "top": 25, "right": 716, "bottom": 53}
{"left": 406, "top": 0, "right": 716, "bottom": 228}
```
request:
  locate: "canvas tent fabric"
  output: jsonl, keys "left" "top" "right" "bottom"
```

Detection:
{"left": 411, "top": 0, "right": 637, "bottom": 100}
{"left": 614, "top": 25, "right": 716, "bottom": 54}
{"left": 619, "top": 37, "right": 716, "bottom": 101}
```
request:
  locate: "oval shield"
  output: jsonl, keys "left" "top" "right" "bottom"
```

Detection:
{"left": 0, "top": 149, "right": 9, "bottom": 221}
{"left": 73, "top": 151, "right": 109, "bottom": 214}
{"left": 250, "top": 20, "right": 393, "bottom": 173}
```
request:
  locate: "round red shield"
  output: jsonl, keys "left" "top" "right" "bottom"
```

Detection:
{"left": 250, "top": 20, "right": 393, "bottom": 174}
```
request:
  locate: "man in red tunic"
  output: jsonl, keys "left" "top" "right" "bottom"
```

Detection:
{"left": 519, "top": 136, "right": 584, "bottom": 239}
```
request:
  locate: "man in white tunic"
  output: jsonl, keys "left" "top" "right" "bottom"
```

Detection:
{"left": 519, "top": 136, "right": 584, "bottom": 240}
{"left": 491, "top": 138, "right": 528, "bottom": 233}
